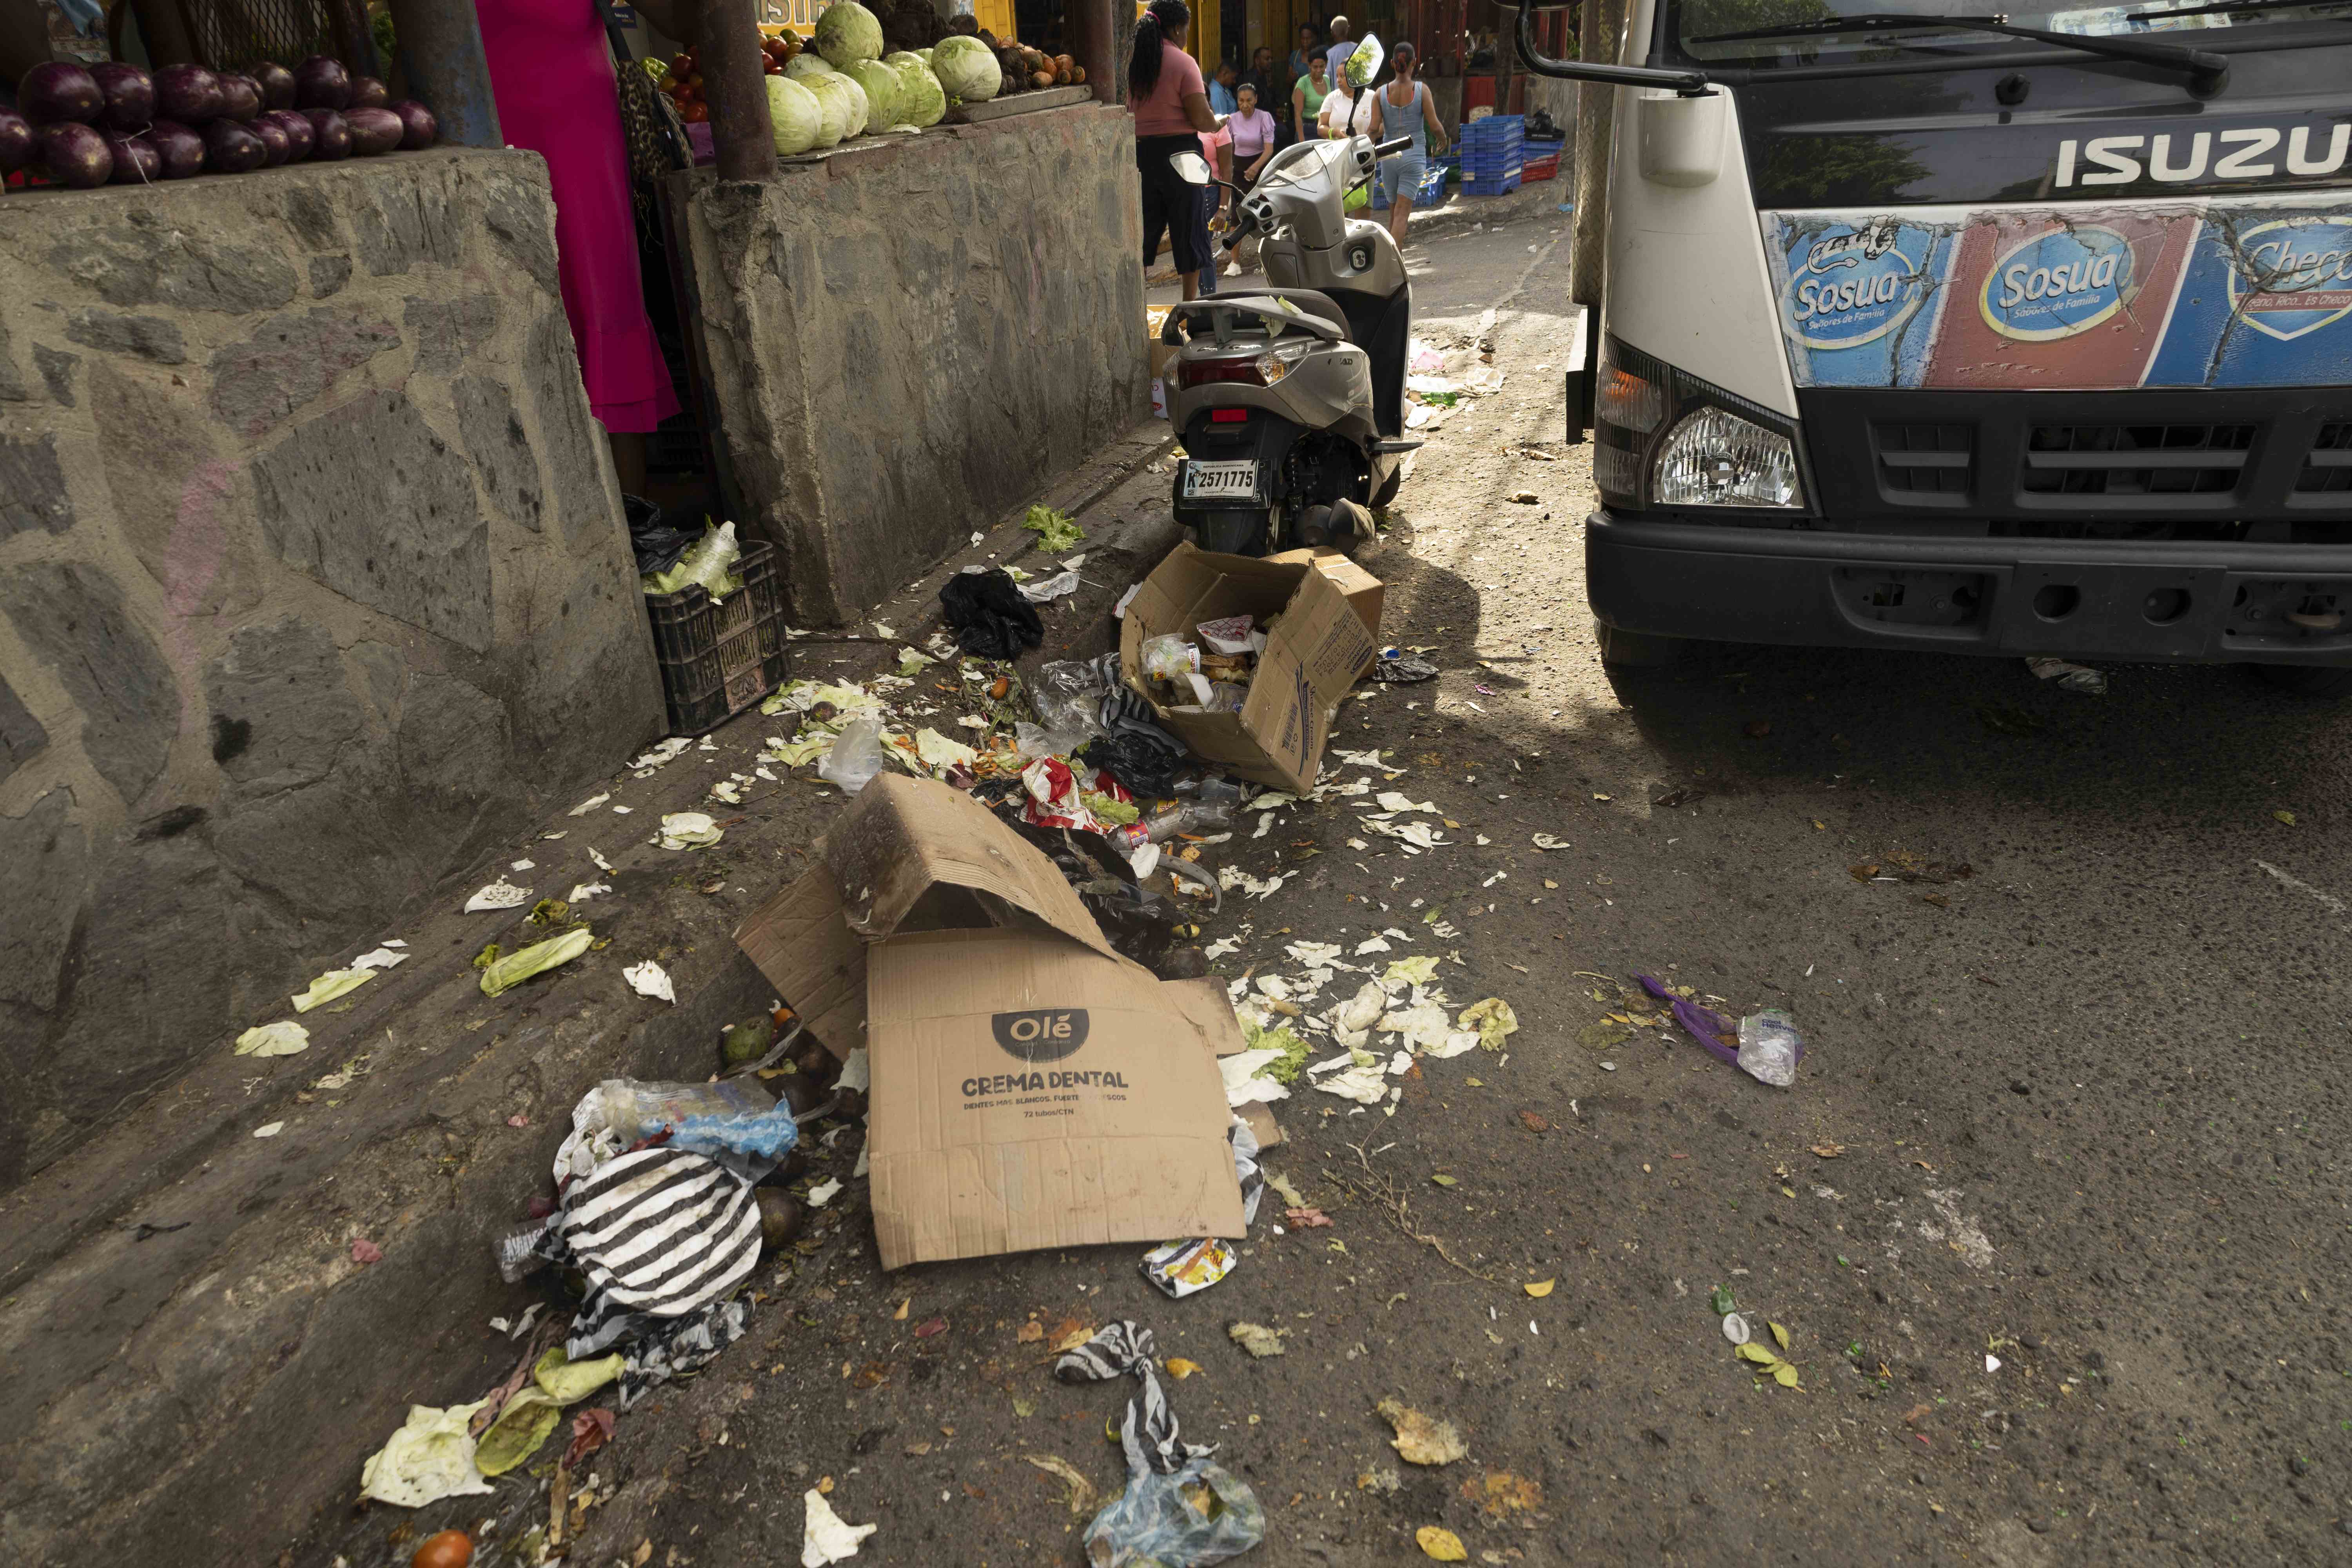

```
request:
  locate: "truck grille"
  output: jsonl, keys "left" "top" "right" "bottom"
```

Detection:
{"left": 2300, "top": 423, "right": 2352, "bottom": 497}
{"left": 2020, "top": 423, "right": 2255, "bottom": 499}
{"left": 1872, "top": 422, "right": 1973, "bottom": 503}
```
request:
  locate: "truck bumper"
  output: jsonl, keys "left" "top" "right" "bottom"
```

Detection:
{"left": 1585, "top": 512, "right": 2352, "bottom": 666}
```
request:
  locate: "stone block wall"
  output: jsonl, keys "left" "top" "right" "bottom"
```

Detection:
{"left": 0, "top": 150, "right": 665, "bottom": 1187}
{"left": 675, "top": 104, "right": 1149, "bottom": 625}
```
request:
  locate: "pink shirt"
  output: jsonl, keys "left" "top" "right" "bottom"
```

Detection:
{"left": 1227, "top": 107, "right": 1276, "bottom": 159}
{"left": 1132, "top": 41, "right": 1205, "bottom": 137}
{"left": 1200, "top": 123, "right": 1230, "bottom": 174}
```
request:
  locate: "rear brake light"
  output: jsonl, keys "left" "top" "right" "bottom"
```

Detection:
{"left": 1211, "top": 408, "right": 1250, "bottom": 423}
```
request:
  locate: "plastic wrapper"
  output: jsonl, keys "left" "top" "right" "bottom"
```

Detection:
{"left": 1085, "top": 1457, "right": 1264, "bottom": 1567}
{"left": 1736, "top": 1008, "right": 1803, "bottom": 1087}
{"left": 641, "top": 520, "right": 744, "bottom": 601}
{"left": 1032, "top": 655, "right": 1115, "bottom": 738}
{"left": 1196, "top": 613, "right": 1255, "bottom": 655}
{"left": 817, "top": 717, "right": 887, "bottom": 793}
{"left": 572, "top": 1076, "right": 801, "bottom": 1162}
{"left": 1141, "top": 633, "right": 1199, "bottom": 682}
{"left": 1140, "top": 1237, "right": 1236, "bottom": 1298}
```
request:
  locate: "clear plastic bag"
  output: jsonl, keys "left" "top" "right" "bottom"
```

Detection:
{"left": 641, "top": 520, "right": 743, "bottom": 601}
{"left": 1736, "top": 1009, "right": 1803, "bottom": 1088}
{"left": 575, "top": 1076, "right": 800, "bottom": 1160}
{"left": 1141, "top": 634, "right": 1199, "bottom": 682}
{"left": 1032, "top": 659, "right": 1112, "bottom": 739}
{"left": 817, "top": 717, "right": 887, "bottom": 793}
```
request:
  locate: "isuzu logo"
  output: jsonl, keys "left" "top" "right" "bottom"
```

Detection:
{"left": 1786, "top": 218, "right": 1931, "bottom": 348}
{"left": 2053, "top": 124, "right": 2350, "bottom": 189}
{"left": 1980, "top": 224, "right": 2136, "bottom": 341}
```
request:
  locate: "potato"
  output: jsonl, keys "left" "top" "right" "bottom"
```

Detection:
{"left": 1030, "top": 69, "right": 1054, "bottom": 89}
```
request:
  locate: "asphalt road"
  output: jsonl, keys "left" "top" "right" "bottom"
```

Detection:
{"left": 340, "top": 215, "right": 2350, "bottom": 1568}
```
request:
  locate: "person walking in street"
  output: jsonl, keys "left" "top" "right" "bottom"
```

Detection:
{"left": 1243, "top": 46, "right": 1281, "bottom": 121}
{"left": 1292, "top": 51, "right": 1330, "bottom": 149}
{"left": 1225, "top": 80, "right": 1279, "bottom": 272}
{"left": 1370, "top": 41, "right": 1446, "bottom": 246}
{"left": 1194, "top": 116, "right": 1232, "bottom": 295}
{"left": 1208, "top": 58, "right": 1240, "bottom": 116}
{"left": 1323, "top": 15, "right": 1356, "bottom": 87}
{"left": 1128, "top": 0, "right": 1226, "bottom": 303}
{"left": 1318, "top": 61, "right": 1360, "bottom": 140}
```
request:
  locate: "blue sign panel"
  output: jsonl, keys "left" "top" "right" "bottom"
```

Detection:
{"left": 2146, "top": 205, "right": 2352, "bottom": 387}
{"left": 1769, "top": 216, "right": 1960, "bottom": 388}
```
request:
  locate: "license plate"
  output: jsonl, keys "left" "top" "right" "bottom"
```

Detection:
{"left": 1183, "top": 459, "right": 1261, "bottom": 502}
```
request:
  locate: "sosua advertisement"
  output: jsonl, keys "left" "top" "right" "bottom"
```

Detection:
{"left": 1763, "top": 195, "right": 2352, "bottom": 391}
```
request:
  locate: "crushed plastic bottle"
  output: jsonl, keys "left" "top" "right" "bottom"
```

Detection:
{"left": 1145, "top": 800, "right": 1235, "bottom": 842}
{"left": 1735, "top": 1009, "right": 1803, "bottom": 1088}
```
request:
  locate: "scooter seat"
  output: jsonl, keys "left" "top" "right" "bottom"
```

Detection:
{"left": 1163, "top": 290, "right": 1353, "bottom": 344}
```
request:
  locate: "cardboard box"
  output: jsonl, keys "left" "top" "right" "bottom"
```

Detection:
{"left": 734, "top": 775, "right": 1246, "bottom": 1269}
{"left": 1120, "top": 543, "right": 1381, "bottom": 795}
{"left": 1265, "top": 546, "right": 1386, "bottom": 635}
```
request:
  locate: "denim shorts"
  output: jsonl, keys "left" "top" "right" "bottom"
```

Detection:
{"left": 1379, "top": 149, "right": 1428, "bottom": 205}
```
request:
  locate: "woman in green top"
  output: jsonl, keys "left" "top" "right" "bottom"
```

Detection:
{"left": 1291, "top": 53, "right": 1328, "bottom": 147}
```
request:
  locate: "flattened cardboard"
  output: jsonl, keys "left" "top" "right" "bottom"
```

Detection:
{"left": 867, "top": 928, "right": 1246, "bottom": 1269}
{"left": 1119, "top": 543, "right": 1381, "bottom": 793}
{"left": 733, "top": 860, "right": 866, "bottom": 1060}
{"left": 1265, "top": 546, "right": 1385, "bottom": 634}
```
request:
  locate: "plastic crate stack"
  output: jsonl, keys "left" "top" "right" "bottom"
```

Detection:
{"left": 1460, "top": 113, "right": 1524, "bottom": 197}
{"left": 1371, "top": 158, "right": 1453, "bottom": 211}
{"left": 1522, "top": 136, "right": 1564, "bottom": 183}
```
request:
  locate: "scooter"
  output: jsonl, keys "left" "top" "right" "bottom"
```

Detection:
{"left": 1160, "top": 82, "right": 1420, "bottom": 556}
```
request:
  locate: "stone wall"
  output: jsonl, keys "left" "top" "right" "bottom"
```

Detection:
{"left": 675, "top": 104, "right": 1149, "bottom": 626}
{"left": 0, "top": 149, "right": 665, "bottom": 1187}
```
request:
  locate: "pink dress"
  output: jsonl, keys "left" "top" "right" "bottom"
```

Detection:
{"left": 477, "top": 0, "right": 681, "bottom": 434}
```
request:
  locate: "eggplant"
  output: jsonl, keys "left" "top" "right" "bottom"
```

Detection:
{"left": 387, "top": 99, "right": 438, "bottom": 150}
{"left": 0, "top": 109, "right": 33, "bottom": 174}
{"left": 91, "top": 63, "right": 155, "bottom": 131}
{"left": 348, "top": 74, "right": 388, "bottom": 109}
{"left": 146, "top": 119, "right": 206, "bottom": 178}
{"left": 293, "top": 54, "right": 351, "bottom": 110}
{"left": 344, "top": 106, "right": 404, "bottom": 156}
{"left": 263, "top": 108, "right": 315, "bottom": 162}
{"left": 38, "top": 122, "right": 113, "bottom": 187}
{"left": 253, "top": 60, "right": 297, "bottom": 110}
{"left": 300, "top": 107, "right": 352, "bottom": 160}
{"left": 154, "top": 62, "right": 224, "bottom": 124}
{"left": 218, "top": 73, "right": 263, "bottom": 122}
{"left": 200, "top": 116, "right": 267, "bottom": 174}
{"left": 20, "top": 61, "right": 103, "bottom": 125}
{"left": 103, "top": 132, "right": 162, "bottom": 184}
{"left": 250, "top": 113, "right": 290, "bottom": 166}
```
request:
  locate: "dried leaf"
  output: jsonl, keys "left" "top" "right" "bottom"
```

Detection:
{"left": 1518, "top": 1111, "right": 1550, "bottom": 1134}
{"left": 1024, "top": 1452, "right": 1098, "bottom": 1518}
{"left": 1461, "top": 1469, "right": 1545, "bottom": 1517}
{"left": 1769, "top": 1321, "right": 1791, "bottom": 1351}
{"left": 1523, "top": 1279, "right": 1555, "bottom": 1298}
{"left": 1012, "top": 1397, "right": 1036, "bottom": 1417}
{"left": 913, "top": 1316, "right": 948, "bottom": 1339}
{"left": 1771, "top": 1361, "right": 1802, "bottom": 1388}
{"left": 1285, "top": 1206, "right": 1334, "bottom": 1228}
{"left": 1416, "top": 1525, "right": 1468, "bottom": 1561}
{"left": 851, "top": 1361, "right": 891, "bottom": 1389}
{"left": 2275, "top": 809, "right": 2297, "bottom": 826}
{"left": 892, "top": 1299, "right": 911, "bottom": 1321}
{"left": 1430, "top": 1174, "right": 1458, "bottom": 1188}
{"left": 1377, "top": 1397, "right": 1468, "bottom": 1465}
{"left": 1735, "top": 1342, "right": 1779, "bottom": 1365}
{"left": 1164, "top": 1357, "right": 1203, "bottom": 1380}
{"left": 633, "top": 1541, "right": 653, "bottom": 1566}
{"left": 1809, "top": 1142, "right": 1844, "bottom": 1159}
{"left": 1015, "top": 1320, "right": 1044, "bottom": 1343}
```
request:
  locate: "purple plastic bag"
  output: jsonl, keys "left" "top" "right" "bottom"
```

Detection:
{"left": 1635, "top": 973, "right": 1742, "bottom": 1069}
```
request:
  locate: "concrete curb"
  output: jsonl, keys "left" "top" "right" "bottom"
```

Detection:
{"left": 0, "top": 419, "right": 1183, "bottom": 1568}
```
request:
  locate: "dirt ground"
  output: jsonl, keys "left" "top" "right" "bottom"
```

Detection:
{"left": 321, "top": 214, "right": 2351, "bottom": 1568}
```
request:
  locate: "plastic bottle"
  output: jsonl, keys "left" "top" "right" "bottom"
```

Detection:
{"left": 1735, "top": 1009, "right": 1803, "bottom": 1088}
{"left": 1145, "top": 800, "right": 1235, "bottom": 842}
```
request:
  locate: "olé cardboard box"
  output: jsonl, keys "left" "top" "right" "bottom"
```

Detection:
{"left": 1120, "top": 543, "right": 1381, "bottom": 794}
{"left": 733, "top": 775, "right": 1245, "bottom": 1269}
{"left": 1264, "top": 545, "right": 1385, "bottom": 635}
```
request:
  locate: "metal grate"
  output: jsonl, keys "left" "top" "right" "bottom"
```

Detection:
{"left": 2297, "top": 422, "right": 2352, "bottom": 497}
{"left": 2020, "top": 423, "right": 2255, "bottom": 498}
{"left": 1872, "top": 421, "right": 1973, "bottom": 501}
{"left": 173, "top": 0, "right": 354, "bottom": 75}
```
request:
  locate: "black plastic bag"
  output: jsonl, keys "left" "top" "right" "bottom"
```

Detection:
{"left": 940, "top": 568, "right": 1044, "bottom": 659}
{"left": 626, "top": 494, "right": 698, "bottom": 576}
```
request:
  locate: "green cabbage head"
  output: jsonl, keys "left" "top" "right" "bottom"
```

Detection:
{"left": 891, "top": 56, "right": 948, "bottom": 127}
{"left": 931, "top": 35, "right": 999, "bottom": 102}
{"left": 764, "top": 74, "right": 823, "bottom": 156}
{"left": 810, "top": 69, "right": 868, "bottom": 141}
{"left": 813, "top": 1, "right": 885, "bottom": 68}
{"left": 785, "top": 51, "right": 836, "bottom": 81}
{"left": 847, "top": 58, "right": 901, "bottom": 124}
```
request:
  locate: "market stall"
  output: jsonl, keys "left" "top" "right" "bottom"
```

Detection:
{"left": 652, "top": 0, "right": 1151, "bottom": 628}
{"left": 0, "top": 22, "right": 662, "bottom": 1182}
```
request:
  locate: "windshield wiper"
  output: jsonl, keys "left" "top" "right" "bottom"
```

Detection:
{"left": 1694, "top": 11, "right": 2230, "bottom": 85}
{"left": 2126, "top": 0, "right": 2352, "bottom": 20}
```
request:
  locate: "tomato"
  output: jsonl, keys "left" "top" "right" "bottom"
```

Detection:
{"left": 764, "top": 59, "right": 781, "bottom": 72}
{"left": 410, "top": 1531, "right": 474, "bottom": 1568}
{"left": 671, "top": 52, "right": 694, "bottom": 74}
{"left": 685, "top": 72, "right": 703, "bottom": 91}
{"left": 682, "top": 100, "right": 710, "bottom": 122}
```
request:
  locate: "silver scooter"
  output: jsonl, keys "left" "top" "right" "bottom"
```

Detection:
{"left": 1161, "top": 56, "right": 1420, "bottom": 556}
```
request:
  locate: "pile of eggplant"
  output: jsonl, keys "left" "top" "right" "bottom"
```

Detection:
{"left": 1, "top": 55, "right": 437, "bottom": 191}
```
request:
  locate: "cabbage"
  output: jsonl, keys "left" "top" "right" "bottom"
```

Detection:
{"left": 813, "top": 1, "right": 884, "bottom": 68}
{"left": 764, "top": 74, "right": 823, "bottom": 156}
{"left": 809, "top": 70, "right": 868, "bottom": 142}
{"left": 847, "top": 58, "right": 900, "bottom": 124}
{"left": 890, "top": 56, "right": 947, "bottom": 127}
{"left": 918, "top": 47, "right": 933, "bottom": 64}
{"left": 931, "top": 35, "right": 998, "bottom": 102}
{"left": 785, "top": 52, "right": 836, "bottom": 81}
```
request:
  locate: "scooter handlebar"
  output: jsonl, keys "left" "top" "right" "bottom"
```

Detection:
{"left": 1374, "top": 136, "right": 1413, "bottom": 156}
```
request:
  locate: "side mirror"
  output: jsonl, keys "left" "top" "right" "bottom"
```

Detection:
{"left": 1350, "top": 32, "right": 1385, "bottom": 87}
{"left": 1169, "top": 151, "right": 1211, "bottom": 184}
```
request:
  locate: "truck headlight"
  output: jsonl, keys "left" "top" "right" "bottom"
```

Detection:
{"left": 1591, "top": 335, "right": 1808, "bottom": 514}
{"left": 1652, "top": 407, "right": 1803, "bottom": 508}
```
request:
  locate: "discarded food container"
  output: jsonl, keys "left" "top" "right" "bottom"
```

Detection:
{"left": 645, "top": 538, "right": 788, "bottom": 735}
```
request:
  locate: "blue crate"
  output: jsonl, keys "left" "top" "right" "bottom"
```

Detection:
{"left": 1461, "top": 112, "right": 1523, "bottom": 143}
{"left": 1461, "top": 169, "right": 1521, "bottom": 197}
{"left": 1372, "top": 160, "right": 1454, "bottom": 209}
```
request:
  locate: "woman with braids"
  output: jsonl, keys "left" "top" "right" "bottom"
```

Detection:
{"left": 1129, "top": 0, "right": 1227, "bottom": 303}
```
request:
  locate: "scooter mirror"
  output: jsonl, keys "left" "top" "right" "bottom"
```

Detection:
{"left": 1347, "top": 32, "right": 1385, "bottom": 90}
{"left": 1169, "top": 151, "right": 1212, "bottom": 184}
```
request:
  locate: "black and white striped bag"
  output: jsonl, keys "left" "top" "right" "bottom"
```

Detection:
{"left": 555, "top": 1146, "right": 762, "bottom": 1319}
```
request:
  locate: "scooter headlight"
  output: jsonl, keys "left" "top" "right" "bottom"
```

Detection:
{"left": 1591, "top": 336, "right": 1808, "bottom": 514}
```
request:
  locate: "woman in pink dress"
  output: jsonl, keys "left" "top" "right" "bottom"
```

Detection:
{"left": 475, "top": 0, "right": 680, "bottom": 488}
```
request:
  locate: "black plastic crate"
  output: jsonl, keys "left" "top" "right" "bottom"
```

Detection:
{"left": 646, "top": 539, "right": 789, "bottom": 735}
